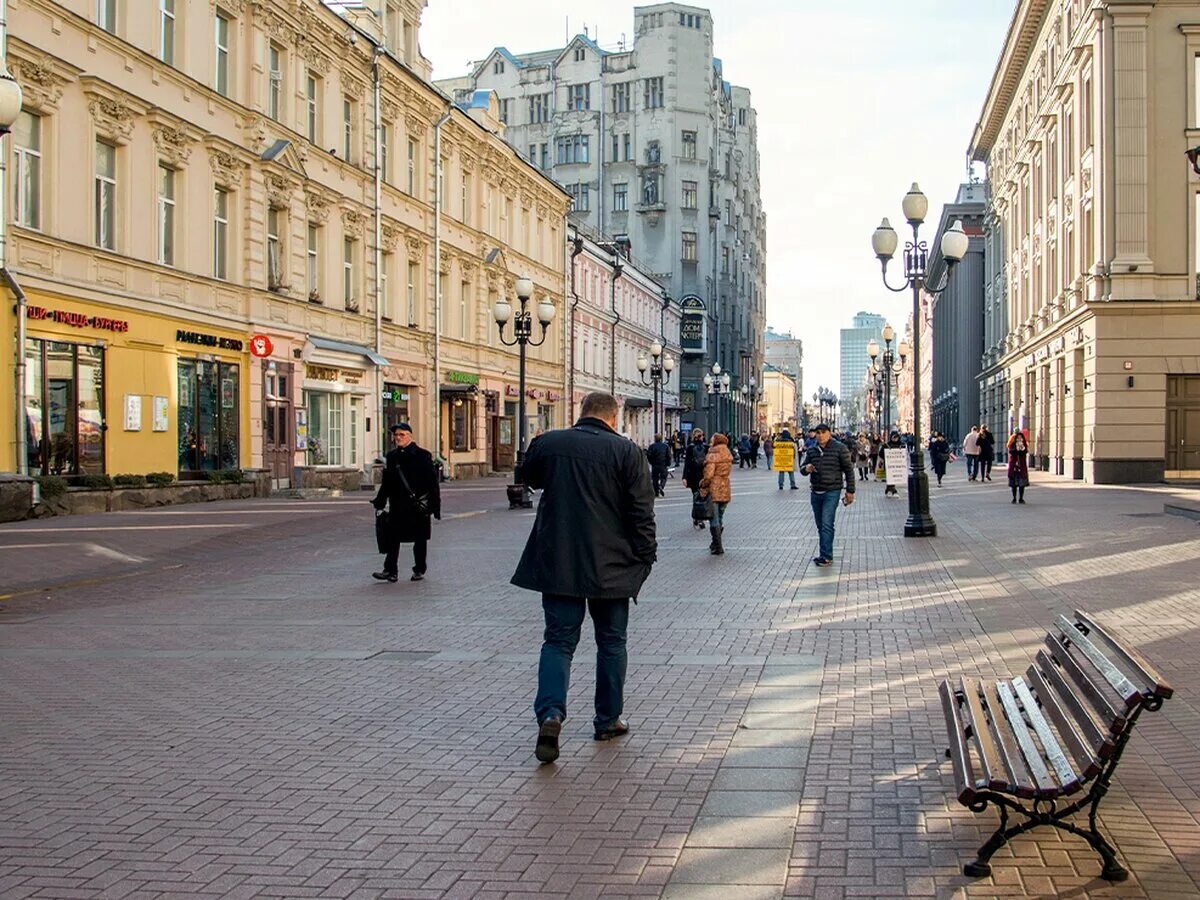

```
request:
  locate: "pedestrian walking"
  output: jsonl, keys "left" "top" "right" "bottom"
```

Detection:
{"left": 800, "top": 423, "right": 855, "bottom": 567}
{"left": 371, "top": 423, "right": 441, "bottom": 583}
{"left": 749, "top": 432, "right": 761, "bottom": 469}
{"left": 775, "top": 428, "right": 798, "bottom": 490}
{"left": 699, "top": 433, "right": 734, "bottom": 555}
{"left": 1007, "top": 431, "right": 1030, "bottom": 504}
{"left": 646, "top": 433, "right": 672, "bottom": 497}
{"left": 929, "top": 431, "right": 951, "bottom": 486}
{"left": 962, "top": 425, "right": 982, "bottom": 481}
{"left": 869, "top": 433, "right": 883, "bottom": 479}
{"left": 511, "top": 392, "right": 657, "bottom": 764}
{"left": 682, "top": 428, "right": 710, "bottom": 529}
{"left": 763, "top": 433, "right": 775, "bottom": 471}
{"left": 855, "top": 433, "right": 871, "bottom": 481}
{"left": 978, "top": 425, "right": 996, "bottom": 481}
{"left": 735, "top": 433, "right": 751, "bottom": 468}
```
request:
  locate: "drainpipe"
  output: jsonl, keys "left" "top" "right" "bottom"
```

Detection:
{"left": 609, "top": 253, "right": 623, "bottom": 397}
{"left": 432, "top": 107, "right": 451, "bottom": 473}
{"left": 372, "top": 45, "right": 384, "bottom": 459}
{"left": 1, "top": 0, "right": 22, "bottom": 474}
{"left": 567, "top": 227, "right": 583, "bottom": 421}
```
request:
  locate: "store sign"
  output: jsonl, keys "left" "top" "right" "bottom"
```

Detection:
{"left": 506, "top": 385, "right": 519, "bottom": 397}
{"left": 28, "top": 305, "right": 129, "bottom": 333}
{"left": 547, "top": 392, "right": 562, "bottom": 402}
{"left": 249, "top": 334, "right": 274, "bottom": 358}
{"left": 679, "top": 295, "right": 706, "bottom": 354}
{"left": 177, "top": 329, "right": 244, "bottom": 351}
{"left": 382, "top": 387, "right": 410, "bottom": 402}
{"left": 306, "top": 364, "right": 341, "bottom": 382}
{"left": 446, "top": 370, "right": 480, "bottom": 385}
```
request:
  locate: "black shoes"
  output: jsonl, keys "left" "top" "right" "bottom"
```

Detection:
{"left": 536, "top": 716, "right": 562, "bottom": 763}
{"left": 410, "top": 572, "right": 425, "bottom": 581}
{"left": 813, "top": 557, "right": 832, "bottom": 568}
{"left": 594, "top": 718, "right": 630, "bottom": 742}
{"left": 372, "top": 571, "right": 398, "bottom": 583}
{"left": 790, "top": 485, "right": 799, "bottom": 490}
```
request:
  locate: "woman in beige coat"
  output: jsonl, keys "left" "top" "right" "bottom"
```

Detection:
{"left": 700, "top": 433, "right": 734, "bottom": 555}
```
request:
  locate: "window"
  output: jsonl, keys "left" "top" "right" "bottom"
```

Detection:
{"left": 380, "top": 121, "right": 391, "bottom": 182}
{"left": 461, "top": 173, "right": 470, "bottom": 225}
{"left": 738, "top": 108, "right": 747, "bottom": 127}
{"left": 213, "top": 188, "right": 229, "bottom": 279}
{"left": 682, "top": 180, "right": 697, "bottom": 209}
{"left": 14, "top": 111, "right": 42, "bottom": 230}
{"left": 493, "top": 58, "right": 505, "bottom": 75}
{"left": 305, "top": 74, "right": 320, "bottom": 142}
{"left": 267, "top": 207, "right": 283, "bottom": 289}
{"left": 613, "top": 182, "right": 628, "bottom": 212}
{"left": 612, "top": 83, "right": 631, "bottom": 114}
{"left": 499, "top": 98, "right": 511, "bottom": 124}
{"left": 529, "top": 143, "right": 537, "bottom": 162}
{"left": 574, "top": 47, "right": 586, "bottom": 62}
{"left": 306, "top": 223, "right": 320, "bottom": 298}
{"left": 567, "top": 182, "right": 590, "bottom": 212}
{"left": 1081, "top": 75, "right": 1093, "bottom": 151}
{"left": 724, "top": 198, "right": 732, "bottom": 225}
{"left": 343, "top": 237, "right": 356, "bottom": 309}
{"left": 304, "top": 389, "right": 343, "bottom": 466}
{"left": 623, "top": 133, "right": 631, "bottom": 161}
{"left": 539, "top": 143, "right": 549, "bottom": 169}
{"left": 179, "top": 359, "right": 240, "bottom": 473}
{"left": 682, "top": 231, "right": 697, "bottom": 261}
{"left": 1064, "top": 106, "right": 1074, "bottom": 177}
{"left": 1195, "top": 193, "right": 1200, "bottom": 298}
{"left": 407, "top": 138, "right": 416, "bottom": 194}
{"left": 268, "top": 44, "right": 283, "bottom": 121}
{"left": 529, "top": 93, "right": 550, "bottom": 124}
{"left": 721, "top": 245, "right": 730, "bottom": 273}
{"left": 157, "top": 165, "right": 176, "bottom": 266}
{"left": 214, "top": 12, "right": 231, "bottom": 97}
{"left": 384, "top": 1, "right": 400, "bottom": 53}
{"left": 97, "top": 0, "right": 116, "bottom": 33}
{"left": 611, "top": 133, "right": 619, "bottom": 162}
{"left": 459, "top": 279, "right": 470, "bottom": 338}
{"left": 23, "top": 339, "right": 106, "bottom": 476}
{"left": 569, "top": 83, "right": 590, "bottom": 111}
{"left": 682, "top": 130, "right": 697, "bottom": 159}
{"left": 451, "top": 398, "right": 474, "bottom": 451}
{"left": 556, "top": 134, "right": 589, "bottom": 164}
{"left": 380, "top": 251, "right": 393, "bottom": 319}
{"left": 406, "top": 260, "right": 417, "bottom": 325}
{"left": 94, "top": 142, "right": 116, "bottom": 251}
{"left": 644, "top": 76, "right": 664, "bottom": 109}
{"left": 160, "top": 0, "right": 176, "bottom": 64}
{"left": 1195, "top": 55, "right": 1200, "bottom": 128}
{"left": 342, "top": 98, "right": 355, "bottom": 161}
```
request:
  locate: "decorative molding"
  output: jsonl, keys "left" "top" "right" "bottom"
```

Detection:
{"left": 405, "top": 113, "right": 428, "bottom": 139}
{"left": 212, "top": 0, "right": 247, "bottom": 14}
{"left": 153, "top": 124, "right": 195, "bottom": 167}
{"left": 306, "top": 189, "right": 332, "bottom": 224}
{"left": 208, "top": 145, "right": 246, "bottom": 188}
{"left": 10, "top": 55, "right": 68, "bottom": 113}
{"left": 81, "top": 79, "right": 145, "bottom": 145}
{"left": 405, "top": 234, "right": 425, "bottom": 262}
{"left": 381, "top": 99, "right": 400, "bottom": 123}
{"left": 265, "top": 172, "right": 295, "bottom": 210}
{"left": 341, "top": 206, "right": 367, "bottom": 238}
{"left": 341, "top": 68, "right": 368, "bottom": 102}
{"left": 242, "top": 114, "right": 269, "bottom": 154}
{"left": 381, "top": 222, "right": 401, "bottom": 252}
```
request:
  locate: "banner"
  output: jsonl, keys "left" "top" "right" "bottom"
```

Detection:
{"left": 679, "top": 295, "right": 706, "bottom": 354}
{"left": 772, "top": 440, "right": 795, "bottom": 473}
{"left": 883, "top": 447, "right": 909, "bottom": 486}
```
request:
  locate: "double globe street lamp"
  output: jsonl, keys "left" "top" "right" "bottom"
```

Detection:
{"left": 739, "top": 378, "right": 762, "bottom": 434}
{"left": 703, "top": 363, "right": 732, "bottom": 434}
{"left": 867, "top": 323, "right": 908, "bottom": 439}
{"left": 494, "top": 277, "right": 556, "bottom": 509}
{"left": 636, "top": 341, "right": 675, "bottom": 438}
{"left": 813, "top": 387, "right": 837, "bottom": 428}
{"left": 871, "top": 183, "right": 969, "bottom": 537}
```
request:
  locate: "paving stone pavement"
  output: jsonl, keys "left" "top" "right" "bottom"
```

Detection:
{"left": 0, "top": 467, "right": 1198, "bottom": 898}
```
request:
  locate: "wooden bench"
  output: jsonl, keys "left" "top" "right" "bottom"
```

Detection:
{"left": 939, "top": 611, "right": 1174, "bottom": 882}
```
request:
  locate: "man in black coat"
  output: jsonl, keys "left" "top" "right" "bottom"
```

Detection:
{"left": 800, "top": 423, "right": 855, "bottom": 568}
{"left": 646, "top": 433, "right": 672, "bottom": 497}
{"left": 681, "top": 428, "right": 709, "bottom": 528}
{"left": 511, "top": 392, "right": 656, "bottom": 764}
{"left": 371, "top": 423, "right": 441, "bottom": 583}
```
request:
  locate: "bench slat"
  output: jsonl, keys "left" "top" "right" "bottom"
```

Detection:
{"left": 1056, "top": 615, "right": 1141, "bottom": 707}
{"left": 1013, "top": 675, "right": 1081, "bottom": 794}
{"left": 1031, "top": 652, "right": 1112, "bottom": 764}
{"left": 1074, "top": 610, "right": 1174, "bottom": 700}
{"left": 984, "top": 680, "right": 1038, "bottom": 798}
{"left": 939, "top": 679, "right": 977, "bottom": 805}
{"left": 1045, "top": 633, "right": 1128, "bottom": 733}
{"left": 960, "top": 676, "right": 1008, "bottom": 792}
{"left": 995, "top": 680, "right": 1056, "bottom": 797}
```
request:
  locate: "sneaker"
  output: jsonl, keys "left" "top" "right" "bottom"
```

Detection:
{"left": 594, "top": 718, "right": 630, "bottom": 742}
{"left": 790, "top": 485, "right": 799, "bottom": 490}
{"left": 410, "top": 572, "right": 425, "bottom": 582}
{"left": 372, "top": 571, "right": 398, "bottom": 583}
{"left": 535, "top": 716, "right": 562, "bottom": 763}
{"left": 814, "top": 557, "right": 833, "bottom": 568}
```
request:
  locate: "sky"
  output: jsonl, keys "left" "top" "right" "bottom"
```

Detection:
{"left": 419, "top": 0, "right": 1016, "bottom": 396}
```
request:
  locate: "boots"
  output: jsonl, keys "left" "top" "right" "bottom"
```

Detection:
{"left": 710, "top": 526, "right": 724, "bottom": 555}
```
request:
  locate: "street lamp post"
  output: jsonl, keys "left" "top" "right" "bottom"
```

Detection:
{"left": 738, "top": 377, "right": 760, "bottom": 434}
{"left": 703, "top": 362, "right": 731, "bottom": 435}
{"left": 494, "top": 277, "right": 556, "bottom": 509}
{"left": 867, "top": 324, "right": 908, "bottom": 441}
{"left": 813, "top": 387, "right": 837, "bottom": 427}
{"left": 872, "top": 183, "right": 969, "bottom": 537}
{"left": 637, "top": 340, "right": 675, "bottom": 437}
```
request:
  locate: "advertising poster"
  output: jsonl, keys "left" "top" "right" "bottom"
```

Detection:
{"left": 772, "top": 439, "right": 795, "bottom": 473}
{"left": 884, "top": 447, "right": 909, "bottom": 486}
{"left": 124, "top": 394, "right": 142, "bottom": 432}
{"left": 152, "top": 396, "right": 169, "bottom": 432}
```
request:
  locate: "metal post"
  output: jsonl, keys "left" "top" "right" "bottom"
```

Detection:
{"left": 432, "top": 109, "right": 451, "bottom": 472}
{"left": 906, "top": 274, "right": 936, "bottom": 536}
{"left": 4, "top": 0, "right": 23, "bottom": 475}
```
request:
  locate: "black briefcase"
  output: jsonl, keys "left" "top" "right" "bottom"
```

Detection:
{"left": 374, "top": 510, "right": 391, "bottom": 553}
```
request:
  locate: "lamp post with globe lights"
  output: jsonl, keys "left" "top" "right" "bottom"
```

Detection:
{"left": 0, "top": 17, "right": 27, "bottom": 472}
{"left": 867, "top": 324, "right": 908, "bottom": 440}
{"left": 871, "top": 183, "right": 969, "bottom": 536}
{"left": 703, "top": 362, "right": 732, "bottom": 435}
{"left": 637, "top": 341, "right": 675, "bottom": 438}
{"left": 494, "top": 277, "right": 556, "bottom": 509}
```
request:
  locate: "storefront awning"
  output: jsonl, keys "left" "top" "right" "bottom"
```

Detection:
{"left": 304, "top": 336, "right": 388, "bottom": 367}
{"left": 624, "top": 398, "right": 652, "bottom": 409}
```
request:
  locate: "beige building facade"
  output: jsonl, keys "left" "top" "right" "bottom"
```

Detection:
{"left": 762, "top": 365, "right": 796, "bottom": 434}
{"left": 970, "top": 0, "right": 1200, "bottom": 482}
{"left": 2, "top": 0, "right": 570, "bottom": 485}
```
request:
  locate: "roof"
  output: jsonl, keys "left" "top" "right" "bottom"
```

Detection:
{"left": 968, "top": 0, "right": 1050, "bottom": 161}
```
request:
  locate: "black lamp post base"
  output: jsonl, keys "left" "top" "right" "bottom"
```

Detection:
{"left": 904, "top": 463, "right": 937, "bottom": 537}
{"left": 507, "top": 483, "right": 533, "bottom": 510}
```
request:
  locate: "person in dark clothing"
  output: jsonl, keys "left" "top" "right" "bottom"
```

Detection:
{"left": 978, "top": 425, "right": 996, "bottom": 482}
{"left": 737, "top": 433, "right": 752, "bottom": 468}
{"left": 800, "top": 423, "right": 855, "bottom": 567}
{"left": 929, "top": 432, "right": 951, "bottom": 486}
{"left": 372, "top": 423, "right": 441, "bottom": 582}
{"left": 646, "top": 434, "right": 672, "bottom": 497}
{"left": 775, "top": 428, "right": 798, "bottom": 490}
{"left": 1007, "top": 431, "right": 1030, "bottom": 503}
{"left": 682, "top": 429, "right": 709, "bottom": 529}
{"left": 749, "top": 433, "right": 761, "bottom": 468}
{"left": 512, "top": 392, "right": 657, "bottom": 764}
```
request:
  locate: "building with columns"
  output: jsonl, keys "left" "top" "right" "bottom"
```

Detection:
{"left": 1, "top": 0, "right": 570, "bottom": 485}
{"left": 969, "top": 0, "right": 1200, "bottom": 482}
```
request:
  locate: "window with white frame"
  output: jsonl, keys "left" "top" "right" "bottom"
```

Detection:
{"left": 644, "top": 77, "right": 664, "bottom": 109}
{"left": 306, "top": 223, "right": 320, "bottom": 298}
{"left": 342, "top": 97, "right": 355, "bottom": 162}
{"left": 568, "top": 83, "right": 590, "bottom": 111}
{"left": 681, "top": 130, "right": 697, "bottom": 159}
{"left": 406, "top": 260, "right": 417, "bottom": 325}
{"left": 157, "top": 164, "right": 176, "bottom": 266}
{"left": 267, "top": 207, "right": 283, "bottom": 289}
{"left": 499, "top": 98, "right": 511, "bottom": 124}
{"left": 682, "top": 180, "right": 697, "bottom": 209}
{"left": 459, "top": 279, "right": 470, "bottom": 338}
{"left": 94, "top": 141, "right": 117, "bottom": 251}
{"left": 556, "top": 134, "right": 589, "bottom": 165}
{"left": 567, "top": 182, "right": 590, "bottom": 212}
{"left": 461, "top": 173, "right": 470, "bottom": 225}
{"left": 682, "top": 231, "right": 697, "bottom": 261}
{"left": 160, "top": 0, "right": 176, "bottom": 65}
{"left": 214, "top": 12, "right": 231, "bottom": 97}
{"left": 529, "top": 93, "right": 550, "bottom": 124}
{"left": 268, "top": 44, "right": 283, "bottom": 121}
{"left": 213, "top": 188, "right": 229, "bottom": 279}
{"left": 613, "top": 182, "right": 628, "bottom": 212}
{"left": 343, "top": 237, "right": 357, "bottom": 309}
{"left": 380, "top": 251, "right": 393, "bottom": 319}
{"left": 612, "top": 83, "right": 631, "bottom": 114}
{"left": 305, "top": 73, "right": 320, "bottom": 143}
{"left": 380, "top": 121, "right": 391, "bottom": 182}
{"left": 13, "top": 111, "right": 42, "bottom": 230}
{"left": 406, "top": 138, "right": 416, "bottom": 194}
{"left": 97, "top": 0, "right": 117, "bottom": 34}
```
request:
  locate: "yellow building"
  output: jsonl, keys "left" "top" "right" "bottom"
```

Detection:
{"left": 2, "top": 0, "right": 569, "bottom": 484}
{"left": 762, "top": 366, "right": 796, "bottom": 434}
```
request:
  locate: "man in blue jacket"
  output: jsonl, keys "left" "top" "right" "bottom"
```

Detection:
{"left": 512, "top": 392, "right": 657, "bottom": 764}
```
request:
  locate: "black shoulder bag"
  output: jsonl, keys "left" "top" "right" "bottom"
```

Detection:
{"left": 394, "top": 464, "right": 432, "bottom": 516}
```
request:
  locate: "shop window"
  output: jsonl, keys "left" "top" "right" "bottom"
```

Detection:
{"left": 177, "top": 359, "right": 239, "bottom": 474}
{"left": 304, "top": 390, "right": 343, "bottom": 465}
{"left": 383, "top": 383, "right": 410, "bottom": 435}
{"left": 14, "top": 111, "right": 42, "bottom": 230}
{"left": 23, "top": 339, "right": 105, "bottom": 477}
{"left": 451, "top": 398, "right": 474, "bottom": 451}
{"left": 538, "top": 403, "right": 554, "bottom": 434}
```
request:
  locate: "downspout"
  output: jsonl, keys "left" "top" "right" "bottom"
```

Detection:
{"left": 610, "top": 253, "right": 623, "bottom": 397}
{"left": 372, "top": 45, "right": 383, "bottom": 458}
{"left": 567, "top": 227, "right": 583, "bottom": 421}
{"left": 1, "top": 0, "right": 22, "bottom": 474}
{"left": 597, "top": 80, "right": 605, "bottom": 238}
{"left": 1100, "top": 7, "right": 1114, "bottom": 302}
{"left": 432, "top": 107, "right": 451, "bottom": 472}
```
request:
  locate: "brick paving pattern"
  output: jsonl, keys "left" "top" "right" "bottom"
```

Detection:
{"left": 1, "top": 468, "right": 1198, "bottom": 898}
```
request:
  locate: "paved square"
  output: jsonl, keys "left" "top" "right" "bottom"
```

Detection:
{"left": 1, "top": 469, "right": 1198, "bottom": 898}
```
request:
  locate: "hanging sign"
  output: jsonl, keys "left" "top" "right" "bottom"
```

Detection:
{"left": 249, "top": 334, "right": 274, "bottom": 358}
{"left": 679, "top": 295, "right": 706, "bottom": 354}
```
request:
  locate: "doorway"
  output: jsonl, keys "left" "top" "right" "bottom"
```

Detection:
{"left": 263, "top": 361, "right": 293, "bottom": 486}
{"left": 1166, "top": 375, "right": 1200, "bottom": 478}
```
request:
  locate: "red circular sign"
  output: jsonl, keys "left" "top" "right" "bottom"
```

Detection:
{"left": 249, "top": 334, "right": 274, "bottom": 358}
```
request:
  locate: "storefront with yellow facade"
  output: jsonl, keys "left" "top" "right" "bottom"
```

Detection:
{"left": 9, "top": 290, "right": 249, "bottom": 479}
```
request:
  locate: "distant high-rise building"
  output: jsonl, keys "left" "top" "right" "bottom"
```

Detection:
{"left": 840, "top": 312, "right": 886, "bottom": 423}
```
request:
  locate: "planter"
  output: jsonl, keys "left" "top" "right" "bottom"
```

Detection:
{"left": 293, "top": 466, "right": 365, "bottom": 492}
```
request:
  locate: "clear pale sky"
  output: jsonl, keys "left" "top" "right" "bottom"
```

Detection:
{"left": 420, "top": 0, "right": 1015, "bottom": 395}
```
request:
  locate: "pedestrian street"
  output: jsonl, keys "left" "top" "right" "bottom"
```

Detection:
{"left": 1, "top": 467, "right": 1199, "bottom": 898}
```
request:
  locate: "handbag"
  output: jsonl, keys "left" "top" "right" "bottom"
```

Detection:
{"left": 394, "top": 465, "right": 432, "bottom": 516}
{"left": 374, "top": 510, "right": 392, "bottom": 553}
{"left": 691, "top": 494, "right": 713, "bottom": 521}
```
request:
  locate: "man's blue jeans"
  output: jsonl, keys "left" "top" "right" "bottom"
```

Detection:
{"left": 778, "top": 469, "right": 796, "bottom": 488}
{"left": 810, "top": 490, "right": 841, "bottom": 560}
{"left": 966, "top": 455, "right": 979, "bottom": 479}
{"left": 535, "top": 594, "right": 629, "bottom": 729}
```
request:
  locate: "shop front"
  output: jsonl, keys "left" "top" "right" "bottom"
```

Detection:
{"left": 298, "top": 337, "right": 386, "bottom": 479}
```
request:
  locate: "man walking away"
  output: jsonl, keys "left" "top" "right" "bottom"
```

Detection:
{"left": 646, "top": 433, "right": 672, "bottom": 497}
{"left": 963, "top": 425, "right": 981, "bottom": 481}
{"left": 511, "top": 393, "right": 657, "bottom": 764}
{"left": 978, "top": 425, "right": 996, "bottom": 482}
{"left": 800, "top": 423, "right": 855, "bottom": 567}
{"left": 372, "top": 423, "right": 440, "bottom": 582}
{"left": 737, "top": 433, "right": 752, "bottom": 469}
{"left": 749, "top": 432, "right": 761, "bottom": 468}
{"left": 763, "top": 433, "right": 774, "bottom": 471}
{"left": 683, "top": 429, "right": 710, "bottom": 529}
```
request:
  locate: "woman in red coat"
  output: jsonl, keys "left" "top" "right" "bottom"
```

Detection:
{"left": 1007, "top": 431, "right": 1030, "bottom": 504}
